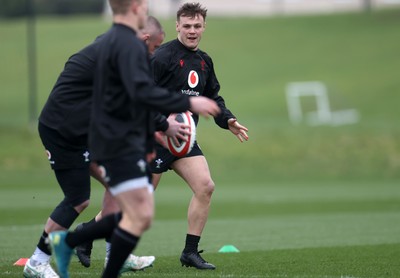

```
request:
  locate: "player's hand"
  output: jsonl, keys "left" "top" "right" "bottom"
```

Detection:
{"left": 189, "top": 96, "right": 220, "bottom": 118}
{"left": 146, "top": 150, "right": 156, "bottom": 163}
{"left": 89, "top": 162, "right": 109, "bottom": 187}
{"left": 228, "top": 118, "right": 249, "bottom": 142}
{"left": 154, "top": 131, "right": 167, "bottom": 148}
{"left": 164, "top": 114, "right": 190, "bottom": 143}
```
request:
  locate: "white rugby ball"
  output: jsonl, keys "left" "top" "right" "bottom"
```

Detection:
{"left": 165, "top": 111, "right": 196, "bottom": 157}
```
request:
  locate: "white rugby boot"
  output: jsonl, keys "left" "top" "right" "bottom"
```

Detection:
{"left": 23, "top": 259, "right": 59, "bottom": 278}
{"left": 104, "top": 254, "right": 155, "bottom": 273}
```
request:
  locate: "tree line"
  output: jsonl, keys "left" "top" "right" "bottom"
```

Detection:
{"left": 0, "top": 0, "right": 103, "bottom": 18}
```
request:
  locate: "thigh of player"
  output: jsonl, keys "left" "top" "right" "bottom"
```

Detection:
{"left": 172, "top": 155, "right": 214, "bottom": 193}
{"left": 38, "top": 122, "right": 90, "bottom": 170}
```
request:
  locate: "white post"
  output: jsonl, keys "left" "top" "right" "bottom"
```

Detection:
{"left": 286, "top": 81, "right": 332, "bottom": 125}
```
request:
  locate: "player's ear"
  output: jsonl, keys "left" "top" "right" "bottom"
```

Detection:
{"left": 175, "top": 21, "right": 179, "bottom": 32}
{"left": 130, "top": 0, "right": 139, "bottom": 14}
{"left": 141, "top": 33, "right": 150, "bottom": 43}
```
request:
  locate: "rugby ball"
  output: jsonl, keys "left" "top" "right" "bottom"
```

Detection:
{"left": 165, "top": 111, "right": 196, "bottom": 157}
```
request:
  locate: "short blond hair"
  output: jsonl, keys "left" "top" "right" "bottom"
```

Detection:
{"left": 109, "top": 0, "right": 141, "bottom": 15}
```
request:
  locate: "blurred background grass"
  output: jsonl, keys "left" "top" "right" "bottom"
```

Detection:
{"left": 1, "top": 8, "right": 400, "bottom": 184}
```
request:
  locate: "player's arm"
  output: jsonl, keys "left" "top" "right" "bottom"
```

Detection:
{"left": 204, "top": 58, "right": 249, "bottom": 142}
{"left": 120, "top": 44, "right": 191, "bottom": 114}
{"left": 213, "top": 95, "right": 249, "bottom": 142}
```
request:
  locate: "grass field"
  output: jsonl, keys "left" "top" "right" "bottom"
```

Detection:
{"left": 1, "top": 179, "right": 400, "bottom": 277}
{"left": 1, "top": 7, "right": 400, "bottom": 278}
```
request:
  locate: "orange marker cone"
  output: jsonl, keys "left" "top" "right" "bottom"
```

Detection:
{"left": 14, "top": 258, "right": 29, "bottom": 266}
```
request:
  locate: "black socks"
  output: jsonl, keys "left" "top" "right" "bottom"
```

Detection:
{"left": 101, "top": 227, "right": 140, "bottom": 278}
{"left": 183, "top": 234, "right": 200, "bottom": 253}
{"left": 66, "top": 213, "right": 121, "bottom": 248}
{"left": 37, "top": 231, "right": 51, "bottom": 255}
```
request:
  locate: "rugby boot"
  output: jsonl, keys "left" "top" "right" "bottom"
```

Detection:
{"left": 180, "top": 250, "right": 216, "bottom": 270}
{"left": 48, "top": 231, "right": 73, "bottom": 278}
{"left": 104, "top": 254, "right": 155, "bottom": 273}
{"left": 23, "top": 259, "right": 59, "bottom": 278}
{"left": 74, "top": 223, "right": 93, "bottom": 268}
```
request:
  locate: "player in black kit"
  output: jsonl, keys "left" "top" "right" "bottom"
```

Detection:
{"left": 47, "top": 1, "right": 220, "bottom": 278}
{"left": 149, "top": 2, "right": 249, "bottom": 270}
{"left": 23, "top": 14, "right": 190, "bottom": 278}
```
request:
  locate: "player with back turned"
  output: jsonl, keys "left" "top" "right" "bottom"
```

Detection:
{"left": 149, "top": 2, "right": 249, "bottom": 270}
{"left": 22, "top": 15, "right": 175, "bottom": 278}
{"left": 48, "top": 0, "right": 220, "bottom": 277}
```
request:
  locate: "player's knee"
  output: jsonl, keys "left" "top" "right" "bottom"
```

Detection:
{"left": 124, "top": 210, "right": 153, "bottom": 233}
{"left": 206, "top": 184, "right": 215, "bottom": 199}
{"left": 50, "top": 201, "right": 80, "bottom": 229}
{"left": 141, "top": 215, "right": 153, "bottom": 231}
{"left": 205, "top": 178, "right": 215, "bottom": 193}
{"left": 137, "top": 205, "right": 154, "bottom": 232}
{"left": 74, "top": 199, "right": 90, "bottom": 213}
{"left": 139, "top": 206, "right": 154, "bottom": 231}
{"left": 67, "top": 192, "right": 90, "bottom": 211}
{"left": 195, "top": 178, "right": 215, "bottom": 199}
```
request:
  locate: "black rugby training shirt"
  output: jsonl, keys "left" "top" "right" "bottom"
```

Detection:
{"left": 39, "top": 38, "right": 102, "bottom": 140}
{"left": 89, "top": 24, "right": 190, "bottom": 161}
{"left": 150, "top": 39, "right": 235, "bottom": 129}
{"left": 39, "top": 34, "right": 169, "bottom": 143}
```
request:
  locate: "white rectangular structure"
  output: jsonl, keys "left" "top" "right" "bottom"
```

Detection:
{"left": 286, "top": 81, "right": 360, "bottom": 126}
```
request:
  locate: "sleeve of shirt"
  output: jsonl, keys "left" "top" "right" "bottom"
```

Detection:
{"left": 154, "top": 112, "right": 169, "bottom": 132}
{"left": 150, "top": 50, "right": 169, "bottom": 87}
{"left": 118, "top": 40, "right": 190, "bottom": 114}
{"left": 203, "top": 55, "right": 235, "bottom": 129}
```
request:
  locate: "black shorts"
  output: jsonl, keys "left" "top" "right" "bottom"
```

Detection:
{"left": 38, "top": 122, "right": 90, "bottom": 170}
{"left": 97, "top": 152, "right": 152, "bottom": 190}
{"left": 150, "top": 141, "right": 203, "bottom": 173}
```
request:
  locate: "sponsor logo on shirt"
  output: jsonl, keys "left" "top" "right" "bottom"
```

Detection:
{"left": 46, "top": 150, "right": 55, "bottom": 165}
{"left": 181, "top": 89, "right": 199, "bottom": 96}
{"left": 188, "top": 70, "right": 199, "bottom": 88}
{"left": 182, "top": 70, "right": 200, "bottom": 96}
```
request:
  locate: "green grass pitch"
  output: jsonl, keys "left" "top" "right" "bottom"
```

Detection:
{"left": 1, "top": 7, "right": 400, "bottom": 278}
{"left": 1, "top": 180, "right": 400, "bottom": 277}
